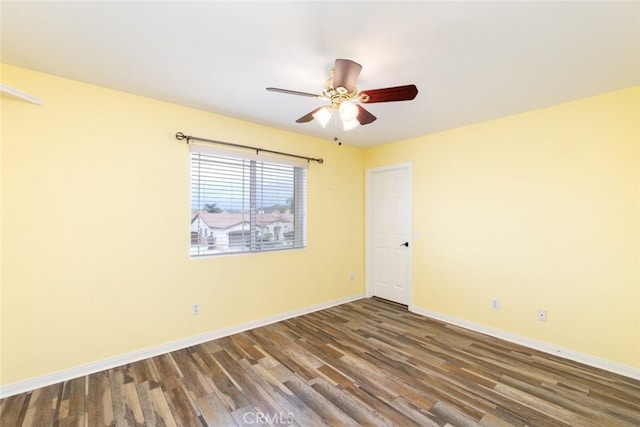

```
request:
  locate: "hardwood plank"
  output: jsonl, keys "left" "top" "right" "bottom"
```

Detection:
{"left": 170, "top": 348, "right": 214, "bottom": 398}
{"left": 211, "top": 349, "right": 288, "bottom": 417}
{"left": 517, "top": 376, "right": 639, "bottom": 427}
{"left": 162, "top": 385, "right": 202, "bottom": 427}
{"left": 480, "top": 407, "right": 529, "bottom": 427}
{"left": 281, "top": 372, "right": 359, "bottom": 426}
{"left": 135, "top": 380, "right": 177, "bottom": 427}
{"left": 429, "top": 400, "right": 489, "bottom": 427}
{"left": 390, "top": 397, "right": 441, "bottom": 427}
{"left": 230, "top": 405, "right": 270, "bottom": 427}
{"left": 108, "top": 365, "right": 145, "bottom": 426}
{"left": 246, "top": 328, "right": 320, "bottom": 382}
{"left": 317, "top": 364, "right": 355, "bottom": 388}
{"left": 149, "top": 354, "right": 183, "bottom": 393}
{"left": 263, "top": 363, "right": 340, "bottom": 426}
{"left": 310, "top": 376, "right": 391, "bottom": 426}
{"left": 190, "top": 344, "right": 251, "bottom": 412}
{"left": 493, "top": 381, "right": 598, "bottom": 427}
{"left": 56, "top": 376, "right": 85, "bottom": 427}
{"left": 22, "top": 383, "right": 61, "bottom": 427}
{"left": 228, "top": 333, "right": 266, "bottom": 363}
{"left": 129, "top": 359, "right": 157, "bottom": 385}
{"left": 343, "top": 383, "right": 423, "bottom": 427}
{"left": 0, "top": 392, "right": 30, "bottom": 427}
{"left": 195, "top": 392, "right": 238, "bottom": 426}
{"left": 85, "top": 370, "right": 115, "bottom": 427}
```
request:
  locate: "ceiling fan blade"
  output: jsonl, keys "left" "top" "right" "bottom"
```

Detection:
{"left": 356, "top": 105, "right": 377, "bottom": 125}
{"left": 266, "top": 87, "right": 322, "bottom": 98}
{"left": 359, "top": 84, "right": 418, "bottom": 103}
{"left": 333, "top": 59, "right": 362, "bottom": 92}
{"left": 295, "top": 107, "right": 324, "bottom": 123}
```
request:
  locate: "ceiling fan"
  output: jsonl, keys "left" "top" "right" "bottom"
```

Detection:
{"left": 267, "top": 59, "right": 418, "bottom": 133}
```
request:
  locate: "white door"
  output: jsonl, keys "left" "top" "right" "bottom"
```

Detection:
{"left": 366, "top": 164, "right": 412, "bottom": 305}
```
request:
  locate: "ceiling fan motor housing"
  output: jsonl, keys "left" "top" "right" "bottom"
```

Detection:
{"left": 323, "top": 85, "right": 359, "bottom": 110}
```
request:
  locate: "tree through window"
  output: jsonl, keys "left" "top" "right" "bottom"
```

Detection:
{"left": 189, "top": 145, "right": 307, "bottom": 256}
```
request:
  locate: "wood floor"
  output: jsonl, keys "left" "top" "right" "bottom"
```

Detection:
{"left": 1, "top": 297, "right": 639, "bottom": 426}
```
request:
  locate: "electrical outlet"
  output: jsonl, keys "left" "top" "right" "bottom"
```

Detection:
{"left": 537, "top": 309, "right": 547, "bottom": 322}
{"left": 192, "top": 303, "right": 200, "bottom": 315}
{"left": 491, "top": 298, "right": 500, "bottom": 310}
{"left": 349, "top": 273, "right": 354, "bottom": 283}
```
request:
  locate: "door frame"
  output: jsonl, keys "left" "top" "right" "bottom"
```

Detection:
{"left": 365, "top": 162, "right": 413, "bottom": 309}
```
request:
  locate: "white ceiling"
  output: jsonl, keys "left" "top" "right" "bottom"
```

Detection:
{"left": 2, "top": 1, "right": 639, "bottom": 147}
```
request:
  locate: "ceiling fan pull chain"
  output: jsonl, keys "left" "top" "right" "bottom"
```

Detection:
{"left": 334, "top": 116, "right": 343, "bottom": 146}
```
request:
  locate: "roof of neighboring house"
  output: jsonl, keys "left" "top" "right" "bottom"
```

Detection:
{"left": 192, "top": 211, "right": 291, "bottom": 230}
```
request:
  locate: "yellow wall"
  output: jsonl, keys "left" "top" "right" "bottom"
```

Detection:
{"left": 2, "top": 62, "right": 638, "bottom": 387}
{"left": 365, "top": 86, "right": 640, "bottom": 368}
{"left": 0, "top": 64, "right": 365, "bottom": 385}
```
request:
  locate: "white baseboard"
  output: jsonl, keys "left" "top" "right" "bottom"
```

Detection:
{"left": 0, "top": 293, "right": 365, "bottom": 399}
{"left": 411, "top": 306, "right": 640, "bottom": 381}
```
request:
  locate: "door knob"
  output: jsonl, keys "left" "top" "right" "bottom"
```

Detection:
{"left": 401, "top": 242, "right": 409, "bottom": 247}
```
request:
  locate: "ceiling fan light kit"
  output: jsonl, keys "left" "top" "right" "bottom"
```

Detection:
{"left": 267, "top": 59, "right": 418, "bottom": 141}
{"left": 313, "top": 107, "right": 332, "bottom": 127}
{"left": 339, "top": 101, "right": 359, "bottom": 121}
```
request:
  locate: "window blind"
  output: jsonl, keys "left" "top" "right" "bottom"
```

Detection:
{"left": 190, "top": 145, "right": 307, "bottom": 256}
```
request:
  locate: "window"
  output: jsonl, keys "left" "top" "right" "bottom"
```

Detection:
{"left": 190, "top": 145, "right": 307, "bottom": 257}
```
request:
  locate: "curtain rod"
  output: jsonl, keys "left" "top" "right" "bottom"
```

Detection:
{"left": 175, "top": 132, "right": 324, "bottom": 164}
